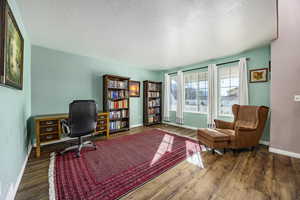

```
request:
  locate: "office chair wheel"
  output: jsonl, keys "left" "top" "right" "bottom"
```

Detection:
{"left": 93, "top": 144, "right": 97, "bottom": 150}
{"left": 76, "top": 151, "right": 81, "bottom": 158}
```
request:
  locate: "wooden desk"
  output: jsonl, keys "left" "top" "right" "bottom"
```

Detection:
{"left": 34, "top": 112, "right": 109, "bottom": 157}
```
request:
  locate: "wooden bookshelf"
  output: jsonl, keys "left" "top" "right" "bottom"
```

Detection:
{"left": 103, "top": 74, "right": 130, "bottom": 133}
{"left": 143, "top": 80, "right": 162, "bottom": 126}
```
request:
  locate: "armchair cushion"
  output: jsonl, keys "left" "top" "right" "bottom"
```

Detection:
{"left": 216, "top": 129, "right": 236, "bottom": 141}
{"left": 235, "top": 120, "right": 258, "bottom": 131}
{"left": 235, "top": 106, "right": 259, "bottom": 130}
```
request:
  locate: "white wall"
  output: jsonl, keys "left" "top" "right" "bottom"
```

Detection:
{"left": 270, "top": 0, "right": 300, "bottom": 154}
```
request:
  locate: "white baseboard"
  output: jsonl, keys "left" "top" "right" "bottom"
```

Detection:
{"left": 163, "top": 121, "right": 198, "bottom": 130}
{"left": 163, "top": 121, "right": 269, "bottom": 146}
{"left": 5, "top": 143, "right": 32, "bottom": 200}
{"left": 259, "top": 140, "right": 270, "bottom": 146}
{"left": 130, "top": 124, "right": 143, "bottom": 128}
{"left": 269, "top": 147, "right": 300, "bottom": 159}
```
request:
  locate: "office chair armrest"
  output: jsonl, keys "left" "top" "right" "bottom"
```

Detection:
{"left": 61, "top": 119, "right": 71, "bottom": 135}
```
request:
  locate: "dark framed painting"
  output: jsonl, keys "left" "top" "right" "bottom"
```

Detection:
{"left": 249, "top": 68, "right": 268, "bottom": 83}
{"left": 0, "top": 0, "right": 24, "bottom": 90}
{"left": 129, "top": 81, "right": 140, "bottom": 97}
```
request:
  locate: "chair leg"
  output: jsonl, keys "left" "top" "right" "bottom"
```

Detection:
{"left": 224, "top": 148, "right": 226, "bottom": 154}
{"left": 212, "top": 149, "right": 215, "bottom": 154}
{"left": 251, "top": 146, "right": 255, "bottom": 151}
{"left": 60, "top": 136, "right": 97, "bottom": 157}
{"left": 232, "top": 149, "right": 236, "bottom": 155}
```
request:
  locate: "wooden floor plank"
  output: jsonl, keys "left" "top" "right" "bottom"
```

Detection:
{"left": 15, "top": 125, "right": 300, "bottom": 200}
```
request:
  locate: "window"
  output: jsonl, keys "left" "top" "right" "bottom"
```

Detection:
{"left": 170, "top": 75, "right": 177, "bottom": 111}
{"left": 218, "top": 65, "right": 239, "bottom": 116}
{"left": 184, "top": 71, "right": 208, "bottom": 113}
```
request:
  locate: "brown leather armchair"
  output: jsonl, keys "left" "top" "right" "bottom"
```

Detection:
{"left": 214, "top": 104, "right": 269, "bottom": 149}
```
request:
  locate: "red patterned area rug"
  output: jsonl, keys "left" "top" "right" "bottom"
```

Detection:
{"left": 49, "top": 128, "right": 203, "bottom": 200}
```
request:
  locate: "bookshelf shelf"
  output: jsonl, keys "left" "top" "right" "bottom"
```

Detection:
{"left": 143, "top": 80, "right": 162, "bottom": 126}
{"left": 103, "top": 74, "right": 130, "bottom": 133}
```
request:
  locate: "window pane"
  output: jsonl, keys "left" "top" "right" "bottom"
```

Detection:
{"left": 184, "top": 73, "right": 197, "bottom": 112}
{"left": 170, "top": 76, "right": 177, "bottom": 111}
{"left": 183, "top": 71, "right": 208, "bottom": 113}
{"left": 218, "top": 66, "right": 240, "bottom": 116}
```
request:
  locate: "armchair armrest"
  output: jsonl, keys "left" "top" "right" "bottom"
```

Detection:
{"left": 214, "top": 119, "right": 234, "bottom": 129}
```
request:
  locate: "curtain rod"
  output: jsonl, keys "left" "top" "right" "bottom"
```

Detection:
{"left": 168, "top": 66, "right": 208, "bottom": 75}
{"left": 216, "top": 58, "right": 249, "bottom": 66}
{"left": 168, "top": 58, "right": 249, "bottom": 75}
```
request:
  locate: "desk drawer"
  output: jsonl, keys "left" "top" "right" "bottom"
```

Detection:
{"left": 97, "top": 120, "right": 107, "bottom": 125}
{"left": 98, "top": 115, "right": 107, "bottom": 120}
{"left": 40, "top": 126, "right": 58, "bottom": 133}
{"left": 40, "top": 133, "right": 59, "bottom": 143}
{"left": 96, "top": 125, "right": 107, "bottom": 131}
{"left": 40, "top": 120, "right": 58, "bottom": 126}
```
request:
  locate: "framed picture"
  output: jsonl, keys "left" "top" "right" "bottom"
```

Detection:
{"left": 249, "top": 68, "right": 268, "bottom": 83}
{"left": 129, "top": 81, "right": 140, "bottom": 97}
{"left": 0, "top": 0, "right": 24, "bottom": 90}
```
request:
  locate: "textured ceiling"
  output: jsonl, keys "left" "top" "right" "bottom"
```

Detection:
{"left": 18, "top": 0, "right": 277, "bottom": 70}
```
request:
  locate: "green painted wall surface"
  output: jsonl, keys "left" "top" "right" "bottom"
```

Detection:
{"left": 31, "top": 46, "right": 162, "bottom": 135}
{"left": 165, "top": 46, "right": 271, "bottom": 141}
{"left": 0, "top": 0, "right": 31, "bottom": 199}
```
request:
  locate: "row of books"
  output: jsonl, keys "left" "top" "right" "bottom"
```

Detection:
{"left": 108, "top": 99, "right": 128, "bottom": 109}
{"left": 148, "top": 92, "right": 160, "bottom": 98}
{"left": 148, "top": 116, "right": 160, "bottom": 123}
{"left": 148, "top": 99, "right": 160, "bottom": 107}
{"left": 148, "top": 107, "right": 160, "bottom": 115}
{"left": 108, "top": 80, "right": 128, "bottom": 89}
{"left": 148, "top": 83, "right": 160, "bottom": 91}
{"left": 110, "top": 110, "right": 128, "bottom": 119}
{"left": 110, "top": 121, "right": 127, "bottom": 130}
{"left": 108, "top": 90, "right": 128, "bottom": 100}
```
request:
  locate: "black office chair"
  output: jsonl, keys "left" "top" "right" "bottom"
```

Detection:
{"left": 60, "top": 100, "right": 97, "bottom": 157}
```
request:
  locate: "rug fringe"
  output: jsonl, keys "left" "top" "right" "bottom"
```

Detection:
{"left": 49, "top": 152, "right": 56, "bottom": 200}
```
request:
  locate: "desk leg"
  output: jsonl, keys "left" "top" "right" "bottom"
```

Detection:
{"left": 36, "top": 146, "right": 41, "bottom": 158}
{"left": 106, "top": 116, "right": 110, "bottom": 139}
{"left": 35, "top": 120, "right": 41, "bottom": 158}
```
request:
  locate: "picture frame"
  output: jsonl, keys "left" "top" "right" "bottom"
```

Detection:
{"left": 129, "top": 81, "right": 140, "bottom": 97}
{"left": 0, "top": 0, "right": 24, "bottom": 90}
{"left": 249, "top": 68, "right": 268, "bottom": 83}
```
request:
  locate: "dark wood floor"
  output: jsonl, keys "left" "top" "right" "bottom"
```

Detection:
{"left": 16, "top": 124, "right": 300, "bottom": 200}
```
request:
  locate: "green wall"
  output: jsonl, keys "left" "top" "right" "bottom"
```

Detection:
{"left": 164, "top": 45, "right": 271, "bottom": 141}
{"left": 0, "top": 0, "right": 31, "bottom": 199}
{"left": 31, "top": 45, "right": 162, "bottom": 131}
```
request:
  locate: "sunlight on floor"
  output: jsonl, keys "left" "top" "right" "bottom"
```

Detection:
{"left": 150, "top": 134, "right": 174, "bottom": 166}
{"left": 185, "top": 141, "right": 205, "bottom": 168}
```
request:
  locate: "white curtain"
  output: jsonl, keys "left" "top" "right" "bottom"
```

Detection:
{"left": 238, "top": 58, "right": 249, "bottom": 105}
{"left": 176, "top": 71, "right": 184, "bottom": 124}
{"left": 207, "top": 64, "right": 218, "bottom": 128}
{"left": 163, "top": 73, "right": 170, "bottom": 121}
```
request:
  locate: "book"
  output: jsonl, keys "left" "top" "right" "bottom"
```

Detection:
{"left": 110, "top": 120, "right": 127, "bottom": 130}
{"left": 110, "top": 110, "right": 128, "bottom": 119}
{"left": 108, "top": 80, "right": 128, "bottom": 89}
{"left": 148, "top": 99, "right": 160, "bottom": 107}
{"left": 108, "top": 99, "right": 128, "bottom": 109}
{"left": 108, "top": 90, "right": 128, "bottom": 100}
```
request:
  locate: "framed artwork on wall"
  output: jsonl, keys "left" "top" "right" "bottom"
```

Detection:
{"left": 129, "top": 81, "right": 140, "bottom": 97}
{"left": 0, "top": 0, "right": 24, "bottom": 90}
{"left": 249, "top": 68, "right": 268, "bottom": 83}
